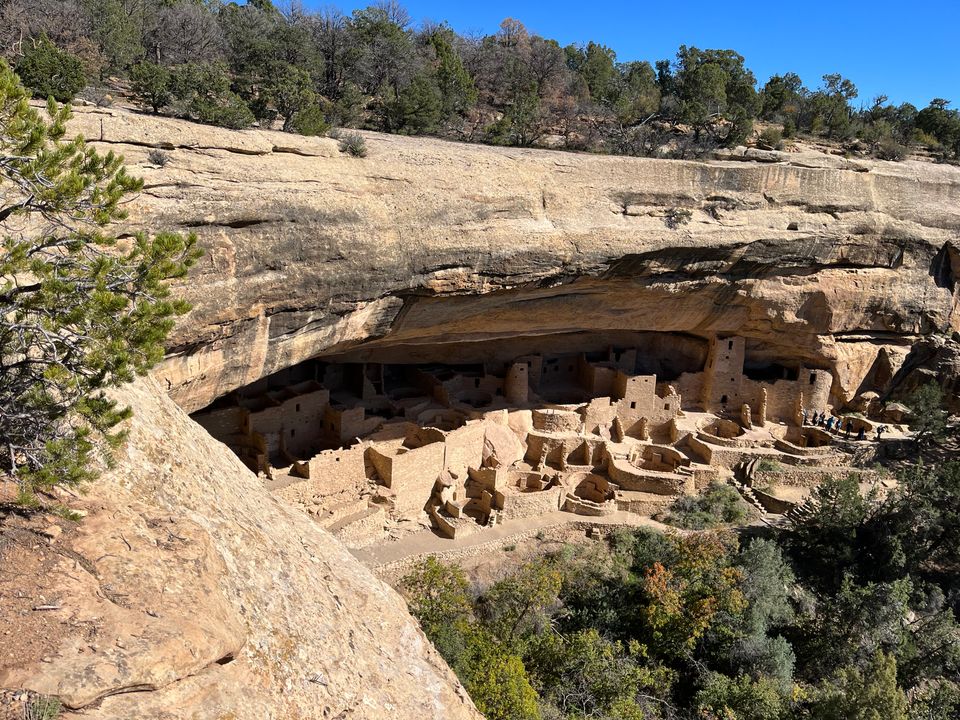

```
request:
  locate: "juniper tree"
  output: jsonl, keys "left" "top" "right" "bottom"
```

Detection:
{"left": 0, "top": 60, "right": 200, "bottom": 504}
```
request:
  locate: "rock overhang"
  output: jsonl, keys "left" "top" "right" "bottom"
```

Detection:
{"left": 63, "top": 104, "right": 960, "bottom": 412}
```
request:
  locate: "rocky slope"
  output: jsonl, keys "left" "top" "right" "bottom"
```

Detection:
{"left": 66, "top": 105, "right": 960, "bottom": 412}
{"left": 0, "top": 377, "right": 479, "bottom": 719}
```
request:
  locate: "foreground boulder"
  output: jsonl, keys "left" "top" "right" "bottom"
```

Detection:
{"left": 0, "top": 377, "right": 479, "bottom": 719}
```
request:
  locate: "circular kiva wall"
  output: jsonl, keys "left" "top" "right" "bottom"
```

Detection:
{"left": 532, "top": 408, "right": 581, "bottom": 433}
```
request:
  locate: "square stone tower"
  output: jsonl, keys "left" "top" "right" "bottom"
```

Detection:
{"left": 701, "top": 336, "right": 746, "bottom": 411}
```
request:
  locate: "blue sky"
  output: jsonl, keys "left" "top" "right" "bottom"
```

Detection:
{"left": 321, "top": 0, "right": 959, "bottom": 109}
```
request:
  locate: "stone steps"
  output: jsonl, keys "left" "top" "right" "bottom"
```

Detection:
{"left": 730, "top": 460, "right": 768, "bottom": 516}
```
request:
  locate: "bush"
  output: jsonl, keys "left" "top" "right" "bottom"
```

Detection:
{"left": 724, "top": 108, "right": 754, "bottom": 147}
{"left": 15, "top": 35, "right": 86, "bottom": 102}
{"left": 664, "top": 207, "right": 693, "bottom": 228}
{"left": 665, "top": 482, "right": 754, "bottom": 529}
{"left": 291, "top": 105, "right": 330, "bottom": 137}
{"left": 170, "top": 63, "right": 254, "bottom": 130}
{"left": 193, "top": 94, "right": 255, "bottom": 130}
{"left": 23, "top": 695, "right": 61, "bottom": 720}
{"left": 757, "top": 126, "right": 783, "bottom": 150}
{"left": 148, "top": 149, "right": 170, "bottom": 167}
{"left": 875, "top": 138, "right": 907, "bottom": 161}
{"left": 338, "top": 132, "right": 367, "bottom": 157}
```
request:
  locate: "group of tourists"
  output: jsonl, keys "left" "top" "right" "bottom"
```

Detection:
{"left": 802, "top": 409, "right": 889, "bottom": 441}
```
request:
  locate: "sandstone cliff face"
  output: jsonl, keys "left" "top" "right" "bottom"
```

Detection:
{"left": 67, "top": 105, "right": 960, "bottom": 412}
{"left": 0, "top": 377, "right": 479, "bottom": 720}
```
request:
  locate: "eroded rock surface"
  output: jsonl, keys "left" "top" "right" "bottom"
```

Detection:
{"left": 66, "top": 105, "right": 960, "bottom": 413}
{"left": 0, "top": 377, "right": 479, "bottom": 720}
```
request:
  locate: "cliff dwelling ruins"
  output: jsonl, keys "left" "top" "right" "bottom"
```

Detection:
{"left": 190, "top": 332, "right": 890, "bottom": 549}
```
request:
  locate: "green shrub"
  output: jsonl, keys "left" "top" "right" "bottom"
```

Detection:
{"left": 16, "top": 35, "right": 86, "bottom": 102}
{"left": 338, "top": 132, "right": 367, "bottom": 157}
{"left": 193, "top": 94, "right": 255, "bottom": 130}
{"left": 326, "top": 82, "right": 366, "bottom": 128}
{"left": 757, "top": 458, "right": 782, "bottom": 473}
{"left": 171, "top": 63, "right": 254, "bottom": 130}
{"left": 666, "top": 482, "right": 754, "bottom": 529}
{"left": 291, "top": 105, "right": 330, "bottom": 137}
{"left": 23, "top": 695, "right": 61, "bottom": 720}
{"left": 758, "top": 126, "right": 783, "bottom": 150}
{"left": 724, "top": 108, "right": 754, "bottom": 147}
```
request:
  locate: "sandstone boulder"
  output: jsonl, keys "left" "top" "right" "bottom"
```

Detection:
{"left": 0, "top": 378, "right": 479, "bottom": 720}
{"left": 483, "top": 423, "right": 527, "bottom": 468}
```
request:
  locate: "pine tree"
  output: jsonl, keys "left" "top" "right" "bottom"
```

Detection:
{"left": 0, "top": 61, "right": 201, "bottom": 504}
{"left": 15, "top": 35, "right": 86, "bottom": 103}
{"left": 430, "top": 30, "right": 476, "bottom": 121}
{"left": 130, "top": 62, "right": 172, "bottom": 114}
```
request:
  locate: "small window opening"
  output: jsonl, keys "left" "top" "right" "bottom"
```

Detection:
{"left": 721, "top": 394, "right": 728, "bottom": 404}
{"left": 630, "top": 401, "right": 637, "bottom": 409}
{"left": 809, "top": 373, "right": 816, "bottom": 385}
{"left": 728, "top": 340, "right": 734, "bottom": 350}
{"left": 296, "top": 403, "right": 301, "bottom": 412}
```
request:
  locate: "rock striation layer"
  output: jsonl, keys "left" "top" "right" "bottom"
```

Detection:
{"left": 68, "top": 105, "right": 960, "bottom": 413}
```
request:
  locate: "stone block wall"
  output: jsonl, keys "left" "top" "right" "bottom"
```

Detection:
{"left": 304, "top": 446, "right": 368, "bottom": 494}
{"left": 500, "top": 486, "right": 564, "bottom": 520}
{"left": 278, "top": 387, "right": 330, "bottom": 456}
{"left": 194, "top": 406, "right": 245, "bottom": 444}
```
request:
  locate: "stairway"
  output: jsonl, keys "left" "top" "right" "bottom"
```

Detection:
{"left": 729, "top": 459, "right": 769, "bottom": 516}
{"left": 783, "top": 482, "right": 838, "bottom": 525}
